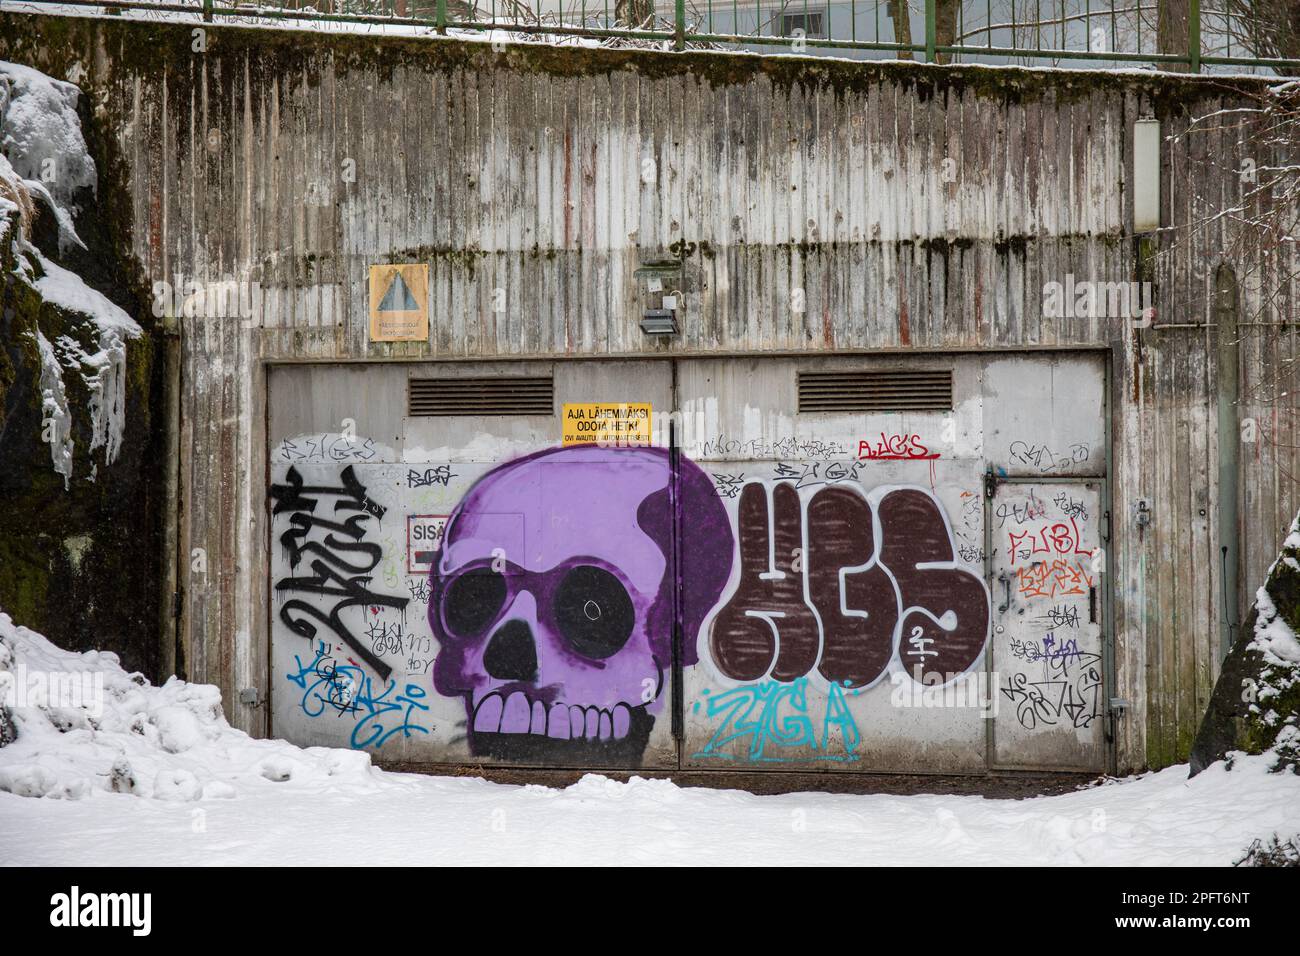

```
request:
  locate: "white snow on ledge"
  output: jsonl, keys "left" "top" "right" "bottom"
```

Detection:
{"left": 2, "top": 611, "right": 1299, "bottom": 866}
{"left": 37, "top": 250, "right": 142, "bottom": 467}
{"left": 32, "top": 250, "right": 139, "bottom": 336}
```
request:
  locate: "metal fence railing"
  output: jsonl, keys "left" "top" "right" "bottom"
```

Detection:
{"left": 7, "top": 0, "right": 1300, "bottom": 71}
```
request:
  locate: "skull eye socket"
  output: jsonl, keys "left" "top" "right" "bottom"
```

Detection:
{"left": 441, "top": 569, "right": 508, "bottom": 638}
{"left": 554, "top": 565, "right": 634, "bottom": 659}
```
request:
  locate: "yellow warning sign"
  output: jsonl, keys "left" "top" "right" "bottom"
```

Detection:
{"left": 562, "top": 403, "right": 653, "bottom": 447}
{"left": 369, "top": 263, "right": 428, "bottom": 342}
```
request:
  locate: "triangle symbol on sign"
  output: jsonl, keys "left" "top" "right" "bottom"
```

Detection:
{"left": 378, "top": 272, "right": 420, "bottom": 312}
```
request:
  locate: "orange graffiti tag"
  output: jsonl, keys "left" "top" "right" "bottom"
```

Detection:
{"left": 1015, "top": 559, "right": 1094, "bottom": 599}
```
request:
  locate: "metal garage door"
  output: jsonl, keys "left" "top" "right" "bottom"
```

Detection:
{"left": 983, "top": 356, "right": 1109, "bottom": 772}
{"left": 266, "top": 352, "right": 1109, "bottom": 774}
{"left": 266, "top": 360, "right": 680, "bottom": 769}
{"left": 675, "top": 353, "right": 1109, "bottom": 774}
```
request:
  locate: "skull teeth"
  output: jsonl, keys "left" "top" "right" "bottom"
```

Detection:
{"left": 473, "top": 692, "right": 633, "bottom": 741}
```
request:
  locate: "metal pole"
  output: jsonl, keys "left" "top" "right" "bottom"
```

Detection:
{"left": 669, "top": 414, "right": 683, "bottom": 747}
{"left": 674, "top": 0, "right": 686, "bottom": 50}
{"left": 159, "top": 309, "right": 182, "bottom": 684}
{"left": 202, "top": 0, "right": 212, "bottom": 21}
{"left": 436, "top": 0, "right": 447, "bottom": 34}
{"left": 1216, "top": 263, "right": 1240, "bottom": 658}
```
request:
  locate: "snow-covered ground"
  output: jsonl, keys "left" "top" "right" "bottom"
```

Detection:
{"left": 2, "top": 612, "right": 1297, "bottom": 866}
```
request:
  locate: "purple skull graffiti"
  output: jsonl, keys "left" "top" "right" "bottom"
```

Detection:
{"left": 428, "top": 445, "right": 733, "bottom": 764}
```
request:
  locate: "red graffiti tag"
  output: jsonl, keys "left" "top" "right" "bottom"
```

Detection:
{"left": 857, "top": 433, "right": 939, "bottom": 461}
{"left": 1007, "top": 516, "right": 1091, "bottom": 567}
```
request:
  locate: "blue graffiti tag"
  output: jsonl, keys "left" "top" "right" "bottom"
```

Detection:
{"left": 692, "top": 678, "right": 860, "bottom": 763}
{"left": 288, "top": 642, "right": 430, "bottom": 749}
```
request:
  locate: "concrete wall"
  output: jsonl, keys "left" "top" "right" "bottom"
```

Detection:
{"left": 1, "top": 12, "right": 1296, "bottom": 772}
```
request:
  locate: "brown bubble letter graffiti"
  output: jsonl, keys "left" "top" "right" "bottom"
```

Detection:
{"left": 806, "top": 486, "right": 899, "bottom": 688}
{"left": 876, "top": 489, "right": 989, "bottom": 683}
{"left": 708, "top": 483, "right": 820, "bottom": 682}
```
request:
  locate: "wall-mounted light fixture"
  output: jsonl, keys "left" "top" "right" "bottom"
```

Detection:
{"left": 1133, "top": 118, "right": 1160, "bottom": 233}
{"left": 635, "top": 258, "right": 683, "bottom": 337}
{"left": 639, "top": 309, "right": 678, "bottom": 335}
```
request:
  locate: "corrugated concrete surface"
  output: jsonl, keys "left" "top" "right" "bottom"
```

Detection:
{"left": 1, "top": 13, "right": 1295, "bottom": 772}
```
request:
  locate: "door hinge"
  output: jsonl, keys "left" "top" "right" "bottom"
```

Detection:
{"left": 983, "top": 470, "right": 997, "bottom": 500}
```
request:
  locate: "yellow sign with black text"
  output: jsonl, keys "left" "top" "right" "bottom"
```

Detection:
{"left": 562, "top": 403, "right": 653, "bottom": 447}
{"left": 368, "top": 263, "right": 429, "bottom": 342}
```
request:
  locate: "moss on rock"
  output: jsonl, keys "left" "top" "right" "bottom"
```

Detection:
{"left": 0, "top": 55, "right": 162, "bottom": 680}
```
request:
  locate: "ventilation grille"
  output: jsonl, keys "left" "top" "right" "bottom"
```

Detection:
{"left": 797, "top": 369, "right": 953, "bottom": 413}
{"left": 408, "top": 376, "right": 554, "bottom": 417}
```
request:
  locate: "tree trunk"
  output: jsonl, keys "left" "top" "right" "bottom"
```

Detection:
{"left": 934, "top": 0, "right": 958, "bottom": 64}
{"left": 616, "top": 0, "right": 656, "bottom": 30}
{"left": 890, "top": 0, "right": 913, "bottom": 60}
{"left": 1157, "top": 0, "right": 1192, "bottom": 72}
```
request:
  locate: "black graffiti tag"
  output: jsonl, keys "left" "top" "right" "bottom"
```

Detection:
{"left": 271, "top": 465, "right": 408, "bottom": 681}
{"left": 408, "top": 466, "right": 456, "bottom": 488}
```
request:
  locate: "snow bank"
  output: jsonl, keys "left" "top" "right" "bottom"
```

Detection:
{"left": 3, "top": 611, "right": 1300, "bottom": 865}
{"left": 0, "top": 613, "right": 378, "bottom": 802}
